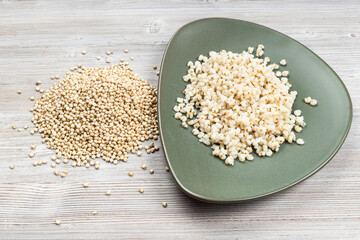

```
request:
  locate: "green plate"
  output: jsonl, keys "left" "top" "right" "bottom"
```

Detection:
{"left": 158, "top": 18, "right": 352, "bottom": 203}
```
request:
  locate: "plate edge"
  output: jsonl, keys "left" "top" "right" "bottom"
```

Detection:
{"left": 157, "top": 17, "right": 353, "bottom": 203}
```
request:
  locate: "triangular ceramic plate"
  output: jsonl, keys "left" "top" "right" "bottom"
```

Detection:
{"left": 158, "top": 18, "right": 352, "bottom": 203}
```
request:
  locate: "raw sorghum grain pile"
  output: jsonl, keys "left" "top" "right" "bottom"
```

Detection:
{"left": 31, "top": 63, "right": 159, "bottom": 167}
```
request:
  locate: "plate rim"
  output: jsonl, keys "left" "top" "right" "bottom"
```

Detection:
{"left": 157, "top": 17, "right": 353, "bottom": 203}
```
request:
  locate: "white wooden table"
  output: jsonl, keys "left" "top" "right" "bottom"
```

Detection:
{"left": 0, "top": 1, "right": 359, "bottom": 239}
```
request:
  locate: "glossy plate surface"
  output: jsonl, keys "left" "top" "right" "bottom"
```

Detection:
{"left": 158, "top": 18, "right": 352, "bottom": 203}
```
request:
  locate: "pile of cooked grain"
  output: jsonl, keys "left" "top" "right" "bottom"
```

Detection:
{"left": 173, "top": 45, "right": 317, "bottom": 165}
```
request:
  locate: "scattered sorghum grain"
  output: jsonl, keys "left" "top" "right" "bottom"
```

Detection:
{"left": 296, "top": 138, "right": 305, "bottom": 145}
{"left": 310, "top": 99, "right": 318, "bottom": 106}
{"left": 304, "top": 97, "right": 312, "bottom": 103}
{"left": 280, "top": 59, "right": 287, "bottom": 66}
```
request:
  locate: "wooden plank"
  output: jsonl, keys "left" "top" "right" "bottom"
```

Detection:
{"left": 0, "top": 0, "right": 359, "bottom": 239}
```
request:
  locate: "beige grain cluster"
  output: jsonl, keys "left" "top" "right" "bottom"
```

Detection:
{"left": 174, "top": 46, "right": 307, "bottom": 165}
{"left": 31, "top": 64, "right": 158, "bottom": 167}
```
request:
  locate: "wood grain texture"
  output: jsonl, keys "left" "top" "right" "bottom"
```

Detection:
{"left": 0, "top": 0, "right": 359, "bottom": 239}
